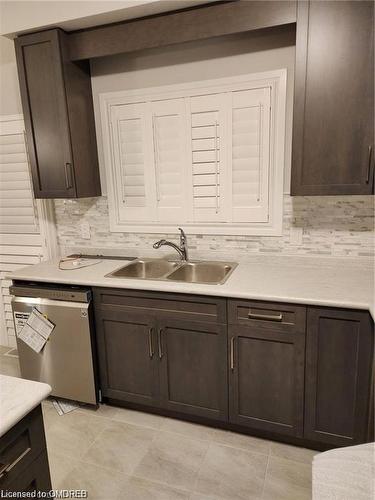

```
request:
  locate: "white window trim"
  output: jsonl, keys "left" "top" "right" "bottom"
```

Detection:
{"left": 100, "top": 69, "right": 287, "bottom": 236}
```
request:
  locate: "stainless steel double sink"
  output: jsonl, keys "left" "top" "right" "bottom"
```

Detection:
{"left": 105, "top": 258, "right": 238, "bottom": 285}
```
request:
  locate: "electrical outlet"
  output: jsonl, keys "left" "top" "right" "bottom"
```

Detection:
{"left": 290, "top": 226, "right": 303, "bottom": 245}
{"left": 80, "top": 222, "right": 91, "bottom": 240}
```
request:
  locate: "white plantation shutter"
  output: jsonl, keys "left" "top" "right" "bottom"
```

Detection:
{"left": 151, "top": 98, "right": 188, "bottom": 221}
{"left": 189, "top": 94, "right": 228, "bottom": 222}
{"left": 102, "top": 70, "right": 286, "bottom": 234}
{"left": 231, "top": 87, "right": 271, "bottom": 222}
{"left": 0, "top": 116, "right": 46, "bottom": 347}
{"left": 110, "top": 103, "right": 154, "bottom": 222}
{"left": 0, "top": 124, "right": 38, "bottom": 233}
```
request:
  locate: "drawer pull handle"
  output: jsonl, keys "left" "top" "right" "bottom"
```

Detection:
{"left": 158, "top": 328, "right": 163, "bottom": 359}
{"left": 64, "top": 162, "right": 73, "bottom": 189}
{"left": 148, "top": 327, "right": 154, "bottom": 359}
{"left": 248, "top": 312, "right": 283, "bottom": 322}
{"left": 230, "top": 336, "right": 235, "bottom": 371}
{"left": 0, "top": 447, "right": 31, "bottom": 479}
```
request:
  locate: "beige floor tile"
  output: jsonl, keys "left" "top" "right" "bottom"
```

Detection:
{"left": 269, "top": 441, "right": 318, "bottom": 464}
{"left": 262, "top": 481, "right": 311, "bottom": 500}
{"left": 60, "top": 460, "right": 125, "bottom": 499}
{"left": 42, "top": 398, "right": 54, "bottom": 408}
{"left": 191, "top": 494, "right": 261, "bottom": 500}
{"left": 118, "top": 476, "right": 190, "bottom": 500}
{"left": 45, "top": 409, "right": 111, "bottom": 459}
{"left": 104, "top": 405, "right": 166, "bottom": 430}
{"left": 262, "top": 455, "right": 312, "bottom": 500}
{"left": 194, "top": 443, "right": 268, "bottom": 500}
{"left": 77, "top": 402, "right": 123, "bottom": 420}
{"left": 159, "top": 417, "right": 217, "bottom": 442}
{"left": 211, "top": 428, "right": 270, "bottom": 456}
{"left": 47, "top": 451, "right": 79, "bottom": 489}
{"left": 0, "top": 345, "right": 11, "bottom": 355}
{"left": 42, "top": 404, "right": 65, "bottom": 431}
{"left": 134, "top": 430, "right": 209, "bottom": 491}
{"left": 82, "top": 420, "right": 155, "bottom": 474}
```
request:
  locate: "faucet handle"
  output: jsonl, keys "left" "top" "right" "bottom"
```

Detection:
{"left": 178, "top": 227, "right": 186, "bottom": 244}
{"left": 178, "top": 228, "right": 188, "bottom": 261}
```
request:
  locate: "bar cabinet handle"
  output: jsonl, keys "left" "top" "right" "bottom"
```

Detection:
{"left": 366, "top": 145, "right": 373, "bottom": 183}
{"left": 248, "top": 312, "right": 283, "bottom": 322}
{"left": 64, "top": 162, "right": 73, "bottom": 189}
{"left": 0, "top": 447, "right": 31, "bottom": 479}
{"left": 158, "top": 328, "right": 163, "bottom": 359}
{"left": 148, "top": 327, "right": 154, "bottom": 359}
{"left": 230, "top": 336, "right": 235, "bottom": 371}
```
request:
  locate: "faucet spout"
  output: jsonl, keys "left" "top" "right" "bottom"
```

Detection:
{"left": 152, "top": 229, "right": 188, "bottom": 261}
{"left": 153, "top": 239, "right": 167, "bottom": 249}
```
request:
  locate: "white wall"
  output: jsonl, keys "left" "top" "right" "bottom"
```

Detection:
{"left": 0, "top": 0, "right": 216, "bottom": 37}
{"left": 0, "top": 36, "right": 22, "bottom": 115}
{"left": 90, "top": 27, "right": 296, "bottom": 194}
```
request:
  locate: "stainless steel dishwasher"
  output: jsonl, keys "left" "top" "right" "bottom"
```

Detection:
{"left": 10, "top": 282, "right": 98, "bottom": 405}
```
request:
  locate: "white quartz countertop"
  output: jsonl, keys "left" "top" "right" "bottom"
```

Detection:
{"left": 0, "top": 375, "right": 51, "bottom": 437}
{"left": 7, "top": 255, "right": 374, "bottom": 318}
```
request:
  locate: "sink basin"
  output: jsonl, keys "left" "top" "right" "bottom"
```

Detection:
{"left": 166, "top": 261, "right": 237, "bottom": 284}
{"left": 106, "top": 259, "right": 180, "bottom": 279}
{"left": 106, "top": 258, "right": 237, "bottom": 284}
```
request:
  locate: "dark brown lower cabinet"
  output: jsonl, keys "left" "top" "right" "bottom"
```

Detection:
{"left": 0, "top": 405, "right": 51, "bottom": 493}
{"left": 93, "top": 288, "right": 374, "bottom": 449}
{"left": 159, "top": 319, "right": 227, "bottom": 421}
{"left": 95, "top": 309, "right": 159, "bottom": 408}
{"left": 228, "top": 324, "right": 305, "bottom": 437}
{"left": 7, "top": 452, "right": 51, "bottom": 493}
{"left": 93, "top": 291, "right": 228, "bottom": 420}
{"left": 304, "top": 307, "right": 374, "bottom": 447}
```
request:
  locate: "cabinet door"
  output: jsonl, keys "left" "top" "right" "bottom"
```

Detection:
{"left": 15, "top": 30, "right": 75, "bottom": 198}
{"left": 291, "top": 0, "right": 374, "bottom": 195}
{"left": 305, "top": 308, "right": 374, "bottom": 446}
{"left": 229, "top": 325, "right": 305, "bottom": 437}
{"left": 94, "top": 309, "right": 159, "bottom": 407}
{"left": 158, "top": 319, "right": 228, "bottom": 421}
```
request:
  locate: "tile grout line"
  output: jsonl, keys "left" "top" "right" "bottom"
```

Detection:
{"left": 259, "top": 452, "right": 271, "bottom": 500}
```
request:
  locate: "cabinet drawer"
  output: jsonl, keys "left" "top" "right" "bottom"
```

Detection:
{"left": 7, "top": 450, "right": 51, "bottom": 492}
{"left": 0, "top": 406, "right": 47, "bottom": 488}
{"left": 94, "top": 288, "right": 226, "bottom": 324}
{"left": 228, "top": 299, "right": 306, "bottom": 333}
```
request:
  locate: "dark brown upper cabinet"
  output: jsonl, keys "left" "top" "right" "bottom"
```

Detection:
{"left": 15, "top": 29, "right": 101, "bottom": 199}
{"left": 304, "top": 307, "right": 374, "bottom": 447}
{"left": 291, "top": 0, "right": 374, "bottom": 195}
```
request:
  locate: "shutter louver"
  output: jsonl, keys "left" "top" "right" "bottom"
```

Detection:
{"left": 110, "top": 103, "right": 154, "bottom": 222}
{"left": 151, "top": 98, "right": 188, "bottom": 221}
{"left": 231, "top": 87, "right": 271, "bottom": 223}
{"left": 190, "top": 94, "right": 228, "bottom": 222}
{"left": 0, "top": 117, "right": 45, "bottom": 348}
{"left": 0, "top": 132, "right": 38, "bottom": 233}
{"left": 118, "top": 118, "right": 146, "bottom": 208}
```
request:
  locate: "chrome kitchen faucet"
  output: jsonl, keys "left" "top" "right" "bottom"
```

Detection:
{"left": 153, "top": 227, "right": 189, "bottom": 261}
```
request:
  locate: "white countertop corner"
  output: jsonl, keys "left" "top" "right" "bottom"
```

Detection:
{"left": 0, "top": 375, "right": 51, "bottom": 437}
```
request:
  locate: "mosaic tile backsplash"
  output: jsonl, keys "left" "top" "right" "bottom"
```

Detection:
{"left": 54, "top": 195, "right": 374, "bottom": 261}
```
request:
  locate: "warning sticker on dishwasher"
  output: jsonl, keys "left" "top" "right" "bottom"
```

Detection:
{"left": 16, "top": 308, "right": 55, "bottom": 353}
{"left": 13, "top": 311, "right": 31, "bottom": 335}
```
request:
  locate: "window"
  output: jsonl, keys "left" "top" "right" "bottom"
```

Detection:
{"left": 100, "top": 70, "right": 286, "bottom": 235}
